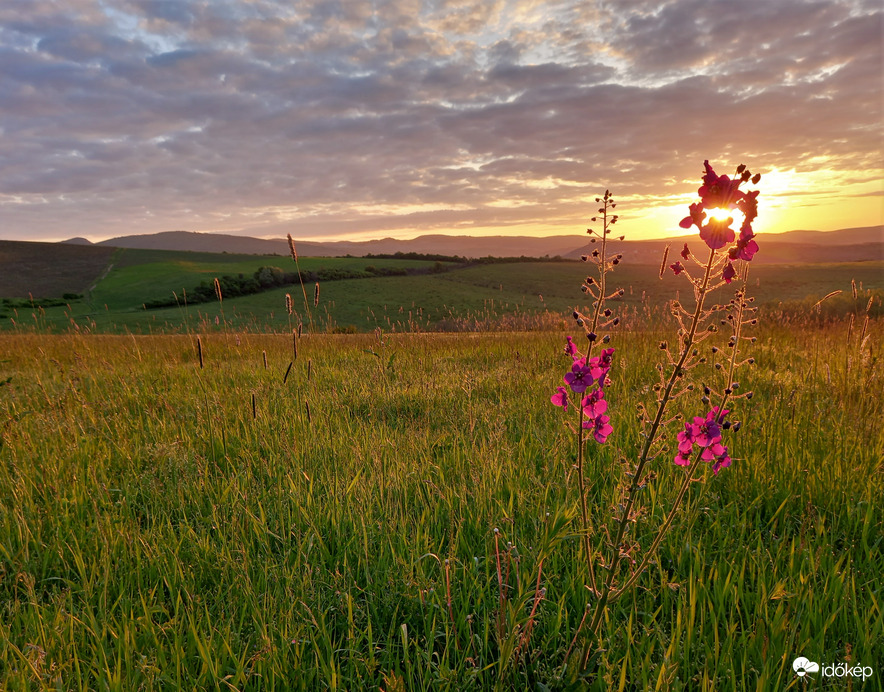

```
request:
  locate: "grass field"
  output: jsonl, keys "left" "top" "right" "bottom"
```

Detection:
{"left": 1, "top": 313, "right": 881, "bottom": 689}
{"left": 2, "top": 245, "right": 881, "bottom": 335}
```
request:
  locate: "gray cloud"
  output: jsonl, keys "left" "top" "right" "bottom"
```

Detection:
{"left": 0, "top": 0, "right": 880, "bottom": 241}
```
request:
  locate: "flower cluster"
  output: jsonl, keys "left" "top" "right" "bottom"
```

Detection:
{"left": 551, "top": 339, "right": 614, "bottom": 443}
{"left": 678, "top": 160, "right": 761, "bottom": 282}
{"left": 674, "top": 406, "right": 732, "bottom": 474}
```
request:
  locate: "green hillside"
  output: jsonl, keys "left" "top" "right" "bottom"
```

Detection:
{"left": 0, "top": 242, "right": 880, "bottom": 334}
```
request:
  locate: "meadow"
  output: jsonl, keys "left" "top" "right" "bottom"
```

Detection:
{"left": 0, "top": 311, "right": 881, "bottom": 689}
{"left": 1, "top": 242, "right": 881, "bottom": 335}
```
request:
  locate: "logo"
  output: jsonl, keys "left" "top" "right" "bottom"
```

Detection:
{"left": 793, "top": 657, "right": 819, "bottom": 677}
{"left": 793, "top": 656, "right": 874, "bottom": 682}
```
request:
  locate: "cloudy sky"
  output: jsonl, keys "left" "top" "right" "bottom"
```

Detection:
{"left": 0, "top": 0, "right": 881, "bottom": 243}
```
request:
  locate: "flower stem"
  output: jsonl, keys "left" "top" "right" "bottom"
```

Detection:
{"left": 578, "top": 247, "right": 717, "bottom": 666}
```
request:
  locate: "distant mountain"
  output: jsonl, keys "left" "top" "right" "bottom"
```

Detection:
{"left": 60, "top": 237, "right": 94, "bottom": 245}
{"left": 92, "top": 225, "right": 883, "bottom": 263}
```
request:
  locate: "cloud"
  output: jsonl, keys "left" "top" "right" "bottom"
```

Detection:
{"left": 0, "top": 0, "right": 880, "bottom": 242}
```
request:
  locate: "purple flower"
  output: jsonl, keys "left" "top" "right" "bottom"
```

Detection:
{"left": 679, "top": 203, "right": 707, "bottom": 230}
{"left": 583, "top": 413, "right": 613, "bottom": 443}
{"left": 722, "top": 262, "right": 736, "bottom": 284}
{"left": 670, "top": 261, "right": 685, "bottom": 276}
{"left": 680, "top": 243, "right": 691, "bottom": 260}
{"left": 674, "top": 407, "right": 731, "bottom": 470}
{"left": 699, "top": 218, "right": 736, "bottom": 251}
{"left": 550, "top": 386, "right": 569, "bottom": 411}
{"left": 581, "top": 387, "right": 607, "bottom": 418}
{"left": 565, "top": 335, "right": 579, "bottom": 359}
{"left": 709, "top": 446, "right": 732, "bottom": 474}
{"left": 564, "top": 359, "right": 594, "bottom": 393}
{"left": 674, "top": 450, "right": 692, "bottom": 466}
{"left": 588, "top": 347, "right": 614, "bottom": 380}
{"left": 676, "top": 423, "right": 696, "bottom": 454}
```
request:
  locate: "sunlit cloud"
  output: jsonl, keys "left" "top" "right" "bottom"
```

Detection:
{"left": 0, "top": 0, "right": 880, "bottom": 243}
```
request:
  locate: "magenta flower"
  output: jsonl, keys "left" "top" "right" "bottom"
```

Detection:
{"left": 730, "top": 226, "right": 759, "bottom": 261}
{"left": 588, "top": 347, "right": 614, "bottom": 380}
{"left": 679, "top": 203, "right": 707, "bottom": 230}
{"left": 674, "top": 407, "right": 731, "bottom": 469}
{"left": 670, "top": 261, "right": 685, "bottom": 276}
{"left": 699, "top": 218, "right": 736, "bottom": 251}
{"left": 698, "top": 160, "right": 744, "bottom": 209}
{"left": 550, "top": 386, "right": 569, "bottom": 411}
{"left": 676, "top": 422, "right": 696, "bottom": 454}
{"left": 737, "top": 189, "right": 759, "bottom": 226}
{"left": 564, "top": 359, "right": 594, "bottom": 393}
{"left": 581, "top": 387, "right": 607, "bottom": 418}
{"left": 583, "top": 413, "right": 613, "bottom": 443}
{"left": 674, "top": 450, "right": 692, "bottom": 466}
{"left": 565, "top": 335, "right": 579, "bottom": 359}
{"left": 722, "top": 262, "right": 736, "bottom": 284}
{"left": 708, "top": 446, "right": 732, "bottom": 474}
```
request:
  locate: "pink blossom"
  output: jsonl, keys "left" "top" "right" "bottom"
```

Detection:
{"left": 698, "top": 160, "right": 745, "bottom": 209}
{"left": 699, "top": 218, "right": 736, "bottom": 251}
{"left": 722, "top": 262, "right": 736, "bottom": 284}
{"left": 583, "top": 413, "right": 613, "bottom": 443}
{"left": 550, "top": 386, "right": 569, "bottom": 411}
{"left": 679, "top": 203, "right": 706, "bottom": 230}
{"left": 581, "top": 387, "right": 607, "bottom": 418}
{"left": 564, "top": 359, "right": 594, "bottom": 393}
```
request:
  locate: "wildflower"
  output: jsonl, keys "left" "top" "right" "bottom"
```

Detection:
{"left": 722, "top": 262, "right": 736, "bottom": 283}
{"left": 670, "top": 261, "right": 685, "bottom": 276}
{"left": 680, "top": 243, "right": 691, "bottom": 260}
{"left": 698, "top": 160, "right": 744, "bottom": 209}
{"left": 564, "top": 335, "right": 579, "bottom": 359}
{"left": 676, "top": 422, "right": 696, "bottom": 454}
{"left": 709, "top": 446, "right": 732, "bottom": 474}
{"left": 581, "top": 387, "right": 607, "bottom": 418}
{"left": 699, "top": 217, "right": 736, "bottom": 251}
{"left": 564, "top": 359, "right": 594, "bottom": 393}
{"left": 583, "top": 413, "right": 613, "bottom": 443}
{"left": 730, "top": 226, "right": 759, "bottom": 261}
{"left": 679, "top": 203, "right": 706, "bottom": 230}
{"left": 588, "top": 347, "right": 614, "bottom": 380}
{"left": 550, "top": 386, "right": 569, "bottom": 411}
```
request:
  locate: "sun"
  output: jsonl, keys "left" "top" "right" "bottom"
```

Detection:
{"left": 707, "top": 206, "right": 746, "bottom": 229}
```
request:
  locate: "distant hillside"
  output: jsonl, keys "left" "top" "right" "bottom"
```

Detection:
{"left": 0, "top": 240, "right": 116, "bottom": 298}
{"left": 92, "top": 225, "right": 882, "bottom": 261}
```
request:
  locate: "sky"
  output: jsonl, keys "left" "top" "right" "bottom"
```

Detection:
{"left": 0, "top": 0, "right": 881, "bottom": 244}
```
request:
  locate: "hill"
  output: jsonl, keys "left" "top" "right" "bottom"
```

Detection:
{"left": 0, "top": 240, "right": 116, "bottom": 298}
{"left": 91, "top": 226, "right": 882, "bottom": 262}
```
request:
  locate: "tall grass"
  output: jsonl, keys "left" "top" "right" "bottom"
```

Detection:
{"left": 0, "top": 322, "right": 881, "bottom": 690}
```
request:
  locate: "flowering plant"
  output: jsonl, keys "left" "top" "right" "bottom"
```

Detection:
{"left": 552, "top": 162, "right": 761, "bottom": 674}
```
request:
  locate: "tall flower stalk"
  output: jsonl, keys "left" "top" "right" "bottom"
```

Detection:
{"left": 551, "top": 190, "right": 623, "bottom": 597}
{"left": 551, "top": 162, "right": 762, "bottom": 674}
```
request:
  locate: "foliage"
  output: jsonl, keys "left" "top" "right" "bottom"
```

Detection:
{"left": 0, "top": 323, "right": 880, "bottom": 690}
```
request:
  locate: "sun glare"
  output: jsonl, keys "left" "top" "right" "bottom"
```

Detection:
{"left": 708, "top": 206, "right": 746, "bottom": 229}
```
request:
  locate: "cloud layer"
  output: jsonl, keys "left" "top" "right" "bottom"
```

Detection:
{"left": 0, "top": 0, "right": 881, "bottom": 241}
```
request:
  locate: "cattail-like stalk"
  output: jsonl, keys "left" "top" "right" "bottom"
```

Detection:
{"left": 659, "top": 244, "right": 670, "bottom": 279}
{"left": 251, "top": 392, "right": 257, "bottom": 420}
{"left": 285, "top": 293, "right": 293, "bottom": 316}
{"left": 314, "top": 282, "right": 320, "bottom": 307}
{"left": 214, "top": 278, "right": 223, "bottom": 303}
{"left": 287, "top": 233, "right": 298, "bottom": 261}
{"left": 283, "top": 362, "right": 293, "bottom": 383}
{"left": 292, "top": 329, "right": 298, "bottom": 360}
{"left": 197, "top": 336, "right": 204, "bottom": 369}
{"left": 262, "top": 350, "right": 267, "bottom": 369}
{"left": 305, "top": 400, "right": 311, "bottom": 423}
